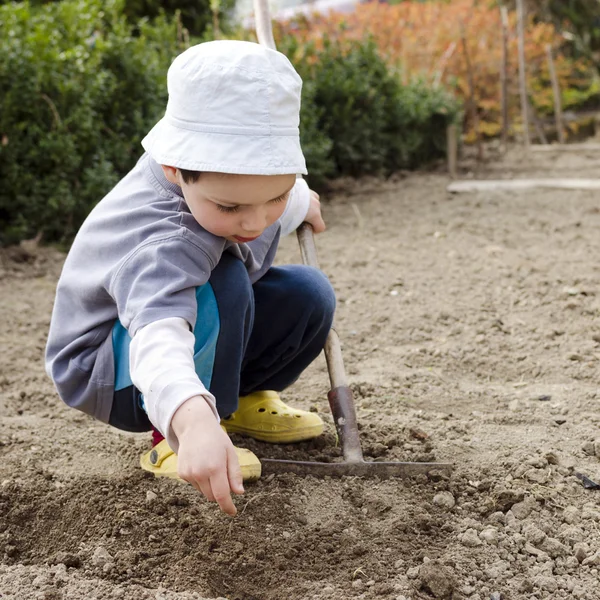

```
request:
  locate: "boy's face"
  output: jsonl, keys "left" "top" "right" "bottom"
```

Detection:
{"left": 162, "top": 166, "right": 296, "bottom": 243}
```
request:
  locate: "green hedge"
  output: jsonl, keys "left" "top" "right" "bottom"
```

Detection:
{"left": 0, "top": 0, "right": 235, "bottom": 38}
{"left": 281, "top": 35, "right": 461, "bottom": 178}
{"left": 0, "top": 0, "right": 182, "bottom": 244}
{"left": 0, "top": 0, "right": 460, "bottom": 245}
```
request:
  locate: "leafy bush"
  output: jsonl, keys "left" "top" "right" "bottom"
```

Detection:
{"left": 0, "top": 0, "right": 458, "bottom": 245}
{"left": 280, "top": 35, "right": 460, "bottom": 177}
{"left": 0, "top": 0, "right": 180, "bottom": 245}
{"left": 0, "top": 0, "right": 234, "bottom": 37}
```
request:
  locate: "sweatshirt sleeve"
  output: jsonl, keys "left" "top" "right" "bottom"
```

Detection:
{"left": 130, "top": 316, "right": 220, "bottom": 453}
{"left": 108, "top": 234, "right": 214, "bottom": 337}
{"left": 279, "top": 177, "right": 311, "bottom": 237}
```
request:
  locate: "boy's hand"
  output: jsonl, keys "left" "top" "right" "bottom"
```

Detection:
{"left": 171, "top": 396, "right": 244, "bottom": 516}
{"left": 304, "top": 189, "right": 326, "bottom": 233}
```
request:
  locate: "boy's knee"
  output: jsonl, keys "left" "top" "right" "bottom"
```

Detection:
{"left": 286, "top": 265, "right": 336, "bottom": 322}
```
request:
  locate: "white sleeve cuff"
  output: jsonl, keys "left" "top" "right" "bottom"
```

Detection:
{"left": 279, "top": 177, "right": 311, "bottom": 237}
{"left": 129, "top": 317, "right": 220, "bottom": 453}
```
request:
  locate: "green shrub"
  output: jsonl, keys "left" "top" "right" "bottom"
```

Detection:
{"left": 298, "top": 79, "right": 335, "bottom": 190}
{"left": 0, "top": 0, "right": 234, "bottom": 37}
{"left": 0, "top": 0, "right": 180, "bottom": 245}
{"left": 0, "top": 1, "right": 460, "bottom": 245}
{"left": 280, "top": 35, "right": 461, "bottom": 177}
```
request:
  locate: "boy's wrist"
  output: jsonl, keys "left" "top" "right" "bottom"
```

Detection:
{"left": 171, "top": 395, "right": 218, "bottom": 439}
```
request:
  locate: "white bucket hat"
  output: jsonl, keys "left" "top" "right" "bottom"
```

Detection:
{"left": 142, "top": 40, "right": 307, "bottom": 175}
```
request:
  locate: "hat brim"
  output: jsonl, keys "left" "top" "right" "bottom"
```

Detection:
{"left": 141, "top": 116, "right": 307, "bottom": 176}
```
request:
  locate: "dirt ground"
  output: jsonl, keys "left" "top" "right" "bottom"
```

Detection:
{"left": 1, "top": 146, "right": 600, "bottom": 600}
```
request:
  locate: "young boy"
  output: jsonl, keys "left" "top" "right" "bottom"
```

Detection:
{"left": 45, "top": 40, "right": 336, "bottom": 516}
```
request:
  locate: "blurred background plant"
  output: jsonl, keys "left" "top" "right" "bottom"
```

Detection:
{"left": 276, "top": 0, "right": 600, "bottom": 142}
{"left": 0, "top": 0, "right": 182, "bottom": 245}
{"left": 2, "top": 0, "right": 600, "bottom": 246}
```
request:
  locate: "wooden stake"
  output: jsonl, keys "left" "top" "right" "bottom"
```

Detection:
{"left": 516, "top": 0, "right": 530, "bottom": 148}
{"left": 460, "top": 23, "right": 483, "bottom": 161}
{"left": 546, "top": 44, "right": 565, "bottom": 144}
{"left": 500, "top": 5, "right": 509, "bottom": 147}
{"left": 527, "top": 94, "right": 547, "bottom": 144}
{"left": 447, "top": 124, "right": 458, "bottom": 178}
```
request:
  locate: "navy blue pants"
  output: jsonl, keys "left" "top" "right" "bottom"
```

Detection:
{"left": 109, "top": 254, "right": 336, "bottom": 432}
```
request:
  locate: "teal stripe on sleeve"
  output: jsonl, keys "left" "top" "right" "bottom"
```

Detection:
{"left": 111, "top": 282, "right": 220, "bottom": 394}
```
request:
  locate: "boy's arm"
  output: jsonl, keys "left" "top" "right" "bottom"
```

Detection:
{"left": 130, "top": 317, "right": 243, "bottom": 515}
{"left": 279, "top": 178, "right": 325, "bottom": 236}
{"left": 129, "top": 317, "right": 219, "bottom": 451}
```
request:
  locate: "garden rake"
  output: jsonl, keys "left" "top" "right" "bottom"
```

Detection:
{"left": 253, "top": 0, "right": 453, "bottom": 479}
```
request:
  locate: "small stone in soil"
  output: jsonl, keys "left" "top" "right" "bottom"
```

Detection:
{"left": 433, "top": 491, "right": 455, "bottom": 510}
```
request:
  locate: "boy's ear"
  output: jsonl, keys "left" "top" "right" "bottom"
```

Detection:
{"left": 161, "top": 165, "right": 180, "bottom": 185}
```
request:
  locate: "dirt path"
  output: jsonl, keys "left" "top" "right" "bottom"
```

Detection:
{"left": 1, "top": 147, "right": 600, "bottom": 600}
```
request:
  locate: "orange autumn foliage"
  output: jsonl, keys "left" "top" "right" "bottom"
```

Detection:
{"left": 275, "top": 0, "right": 599, "bottom": 141}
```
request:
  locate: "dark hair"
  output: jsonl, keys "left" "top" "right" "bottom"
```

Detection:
{"left": 179, "top": 168, "right": 202, "bottom": 184}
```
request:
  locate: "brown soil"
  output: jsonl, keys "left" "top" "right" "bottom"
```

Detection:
{"left": 1, "top": 146, "right": 600, "bottom": 600}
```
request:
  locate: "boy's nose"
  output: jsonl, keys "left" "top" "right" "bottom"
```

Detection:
{"left": 240, "top": 207, "right": 268, "bottom": 234}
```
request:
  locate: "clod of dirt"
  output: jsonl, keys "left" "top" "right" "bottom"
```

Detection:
{"left": 493, "top": 489, "right": 525, "bottom": 512}
{"left": 49, "top": 552, "right": 81, "bottom": 568}
{"left": 510, "top": 497, "right": 537, "bottom": 520}
{"left": 90, "top": 546, "right": 113, "bottom": 567}
{"left": 418, "top": 560, "right": 456, "bottom": 599}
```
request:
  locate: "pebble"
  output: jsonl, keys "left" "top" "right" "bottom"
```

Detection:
{"left": 461, "top": 528, "right": 483, "bottom": 547}
{"left": 487, "top": 512, "right": 505, "bottom": 525}
{"left": 419, "top": 561, "right": 456, "bottom": 599}
{"left": 559, "top": 525, "right": 584, "bottom": 545}
{"left": 536, "top": 576, "right": 558, "bottom": 592}
{"left": 91, "top": 546, "right": 113, "bottom": 567}
{"left": 490, "top": 593, "right": 502, "bottom": 600}
{"left": 574, "top": 543, "right": 588, "bottom": 563}
{"left": 433, "top": 491, "right": 456, "bottom": 510}
{"left": 523, "top": 524, "right": 546, "bottom": 545}
{"left": 406, "top": 567, "right": 420, "bottom": 579}
{"left": 565, "top": 556, "right": 579, "bottom": 569}
{"left": 145, "top": 490, "right": 158, "bottom": 502}
{"left": 525, "top": 469, "right": 549, "bottom": 484}
{"left": 541, "top": 537, "right": 568, "bottom": 558}
{"left": 581, "top": 507, "right": 600, "bottom": 521}
{"left": 582, "top": 441, "right": 595, "bottom": 456}
{"left": 519, "top": 579, "right": 534, "bottom": 593}
{"left": 511, "top": 499, "right": 536, "bottom": 520}
{"left": 563, "top": 506, "right": 579, "bottom": 524}
{"left": 582, "top": 550, "right": 600, "bottom": 566}
{"left": 479, "top": 528, "right": 499, "bottom": 545}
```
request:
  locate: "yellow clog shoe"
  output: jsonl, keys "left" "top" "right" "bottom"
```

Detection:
{"left": 221, "top": 390, "right": 324, "bottom": 443}
{"left": 140, "top": 439, "right": 261, "bottom": 482}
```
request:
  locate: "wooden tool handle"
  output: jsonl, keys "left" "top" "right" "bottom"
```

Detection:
{"left": 253, "top": 0, "right": 362, "bottom": 462}
{"left": 296, "top": 223, "right": 348, "bottom": 389}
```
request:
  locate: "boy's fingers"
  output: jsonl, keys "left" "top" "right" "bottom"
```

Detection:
{"left": 210, "top": 471, "right": 237, "bottom": 516}
{"left": 196, "top": 479, "right": 216, "bottom": 503}
{"left": 227, "top": 446, "right": 244, "bottom": 495}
